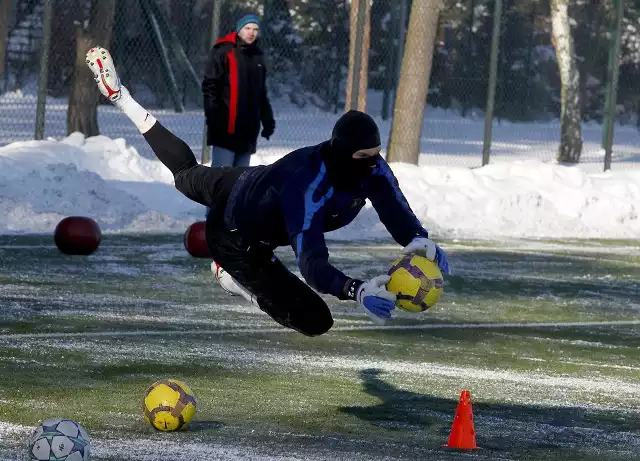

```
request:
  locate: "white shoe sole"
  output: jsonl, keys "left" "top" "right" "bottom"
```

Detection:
{"left": 85, "top": 46, "right": 122, "bottom": 102}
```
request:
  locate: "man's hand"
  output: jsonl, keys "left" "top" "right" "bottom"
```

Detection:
{"left": 402, "top": 237, "right": 451, "bottom": 275}
{"left": 261, "top": 125, "right": 274, "bottom": 140}
{"left": 353, "top": 275, "right": 397, "bottom": 325}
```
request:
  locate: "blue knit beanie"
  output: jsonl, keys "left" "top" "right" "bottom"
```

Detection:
{"left": 236, "top": 14, "right": 260, "bottom": 33}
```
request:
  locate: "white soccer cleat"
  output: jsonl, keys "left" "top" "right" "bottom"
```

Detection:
{"left": 211, "top": 261, "right": 257, "bottom": 305}
{"left": 85, "top": 46, "right": 122, "bottom": 102}
{"left": 212, "top": 261, "right": 234, "bottom": 295}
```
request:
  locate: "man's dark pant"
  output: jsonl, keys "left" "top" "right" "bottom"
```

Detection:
{"left": 143, "top": 122, "right": 333, "bottom": 336}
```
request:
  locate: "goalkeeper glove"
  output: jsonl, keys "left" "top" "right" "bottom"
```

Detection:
{"left": 345, "top": 275, "right": 396, "bottom": 325}
{"left": 401, "top": 237, "right": 451, "bottom": 275}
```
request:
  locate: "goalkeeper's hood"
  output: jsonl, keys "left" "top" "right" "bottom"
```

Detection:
{"left": 322, "top": 110, "right": 381, "bottom": 190}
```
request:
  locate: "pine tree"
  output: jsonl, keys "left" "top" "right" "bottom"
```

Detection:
{"left": 292, "top": 0, "right": 350, "bottom": 111}
{"left": 261, "top": 0, "right": 304, "bottom": 106}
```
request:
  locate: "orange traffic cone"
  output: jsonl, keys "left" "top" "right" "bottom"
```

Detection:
{"left": 442, "top": 390, "right": 478, "bottom": 449}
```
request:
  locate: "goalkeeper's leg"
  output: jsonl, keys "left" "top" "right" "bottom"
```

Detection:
{"left": 85, "top": 46, "right": 244, "bottom": 208}
{"left": 206, "top": 219, "right": 334, "bottom": 337}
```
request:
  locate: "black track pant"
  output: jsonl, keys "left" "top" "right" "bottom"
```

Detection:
{"left": 143, "top": 122, "right": 333, "bottom": 336}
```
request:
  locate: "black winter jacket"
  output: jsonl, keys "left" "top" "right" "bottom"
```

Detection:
{"left": 221, "top": 142, "right": 429, "bottom": 299}
{"left": 202, "top": 32, "right": 275, "bottom": 155}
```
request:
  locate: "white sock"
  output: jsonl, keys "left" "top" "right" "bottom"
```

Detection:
{"left": 114, "top": 86, "right": 157, "bottom": 134}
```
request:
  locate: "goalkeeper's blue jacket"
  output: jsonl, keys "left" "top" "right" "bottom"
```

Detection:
{"left": 223, "top": 141, "right": 429, "bottom": 299}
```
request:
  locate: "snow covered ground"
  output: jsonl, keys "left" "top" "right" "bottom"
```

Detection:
{"left": 0, "top": 127, "right": 639, "bottom": 239}
{"left": 0, "top": 90, "right": 639, "bottom": 238}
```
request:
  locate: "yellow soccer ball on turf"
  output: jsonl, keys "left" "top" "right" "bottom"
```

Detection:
{"left": 386, "top": 254, "right": 444, "bottom": 312}
{"left": 143, "top": 379, "right": 197, "bottom": 431}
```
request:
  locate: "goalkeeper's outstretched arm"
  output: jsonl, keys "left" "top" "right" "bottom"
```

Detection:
{"left": 368, "top": 158, "right": 429, "bottom": 246}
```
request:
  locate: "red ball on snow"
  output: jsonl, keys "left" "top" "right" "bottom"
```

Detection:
{"left": 54, "top": 216, "right": 102, "bottom": 255}
{"left": 184, "top": 221, "right": 210, "bottom": 258}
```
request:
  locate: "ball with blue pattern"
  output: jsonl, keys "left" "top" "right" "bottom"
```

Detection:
{"left": 27, "top": 418, "right": 90, "bottom": 461}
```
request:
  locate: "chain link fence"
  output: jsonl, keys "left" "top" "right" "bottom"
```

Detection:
{"left": 1, "top": 0, "right": 639, "bottom": 168}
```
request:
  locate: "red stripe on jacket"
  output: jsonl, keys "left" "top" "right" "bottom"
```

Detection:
{"left": 216, "top": 31, "right": 237, "bottom": 46}
{"left": 226, "top": 50, "right": 238, "bottom": 134}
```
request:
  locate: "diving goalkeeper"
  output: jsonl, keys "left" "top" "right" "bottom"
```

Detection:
{"left": 85, "top": 47, "right": 450, "bottom": 336}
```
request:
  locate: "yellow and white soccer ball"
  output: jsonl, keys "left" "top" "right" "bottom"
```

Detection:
{"left": 143, "top": 379, "right": 197, "bottom": 431}
{"left": 386, "top": 254, "right": 444, "bottom": 312}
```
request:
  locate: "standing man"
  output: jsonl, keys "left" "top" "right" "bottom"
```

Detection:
{"left": 202, "top": 12, "right": 275, "bottom": 167}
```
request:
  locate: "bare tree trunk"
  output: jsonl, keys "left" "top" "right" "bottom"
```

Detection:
{"left": 551, "top": 0, "right": 582, "bottom": 163}
{"left": 67, "top": 0, "right": 116, "bottom": 136}
{"left": 345, "top": 0, "right": 371, "bottom": 112}
{"left": 0, "top": 0, "right": 13, "bottom": 77}
{"left": 387, "top": 0, "right": 443, "bottom": 164}
{"left": 48, "top": 0, "right": 84, "bottom": 97}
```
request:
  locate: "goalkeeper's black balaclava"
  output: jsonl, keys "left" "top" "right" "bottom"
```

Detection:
{"left": 322, "top": 110, "right": 382, "bottom": 190}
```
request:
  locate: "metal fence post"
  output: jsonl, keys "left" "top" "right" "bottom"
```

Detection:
{"left": 382, "top": 3, "right": 398, "bottom": 120}
{"left": 201, "top": 0, "right": 223, "bottom": 165}
{"left": 391, "top": 0, "right": 408, "bottom": 116}
{"left": 349, "top": 0, "right": 368, "bottom": 111}
{"left": 603, "top": 0, "right": 624, "bottom": 172}
{"left": 34, "top": 0, "right": 53, "bottom": 140}
{"left": 140, "top": 0, "right": 184, "bottom": 113}
{"left": 482, "top": 0, "right": 503, "bottom": 167}
{"left": 386, "top": 0, "right": 408, "bottom": 154}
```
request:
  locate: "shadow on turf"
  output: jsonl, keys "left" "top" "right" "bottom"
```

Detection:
{"left": 338, "top": 368, "right": 640, "bottom": 453}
